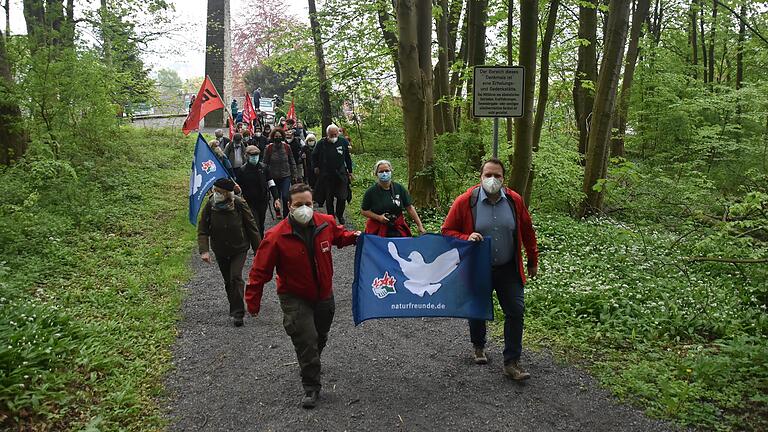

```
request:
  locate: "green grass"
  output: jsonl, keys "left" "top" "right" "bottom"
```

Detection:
{"left": 0, "top": 128, "right": 197, "bottom": 430}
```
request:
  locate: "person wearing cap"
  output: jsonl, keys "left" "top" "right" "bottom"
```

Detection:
{"left": 361, "top": 160, "right": 426, "bottom": 237}
{"left": 245, "top": 183, "right": 361, "bottom": 409}
{"left": 198, "top": 178, "right": 262, "bottom": 327}
{"left": 215, "top": 128, "right": 230, "bottom": 150}
{"left": 237, "top": 145, "right": 281, "bottom": 235}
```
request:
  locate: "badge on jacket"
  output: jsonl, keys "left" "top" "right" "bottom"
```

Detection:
{"left": 321, "top": 241, "right": 331, "bottom": 253}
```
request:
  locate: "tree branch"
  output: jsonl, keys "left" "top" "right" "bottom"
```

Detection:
{"left": 687, "top": 257, "right": 768, "bottom": 264}
{"left": 714, "top": 0, "right": 768, "bottom": 46}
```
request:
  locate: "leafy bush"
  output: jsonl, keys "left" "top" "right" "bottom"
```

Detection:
{"left": 0, "top": 128, "right": 195, "bottom": 431}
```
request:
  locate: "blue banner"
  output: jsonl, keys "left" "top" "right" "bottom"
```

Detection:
{"left": 188, "top": 133, "right": 228, "bottom": 225}
{"left": 352, "top": 234, "right": 493, "bottom": 325}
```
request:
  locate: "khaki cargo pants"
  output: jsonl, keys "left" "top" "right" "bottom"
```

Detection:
{"left": 278, "top": 293, "right": 335, "bottom": 392}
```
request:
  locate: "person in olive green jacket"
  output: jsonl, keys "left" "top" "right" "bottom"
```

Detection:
{"left": 198, "top": 178, "right": 262, "bottom": 327}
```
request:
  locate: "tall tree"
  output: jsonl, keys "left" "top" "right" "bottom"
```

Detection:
{"left": 376, "top": 0, "right": 400, "bottom": 87}
{"left": 0, "top": 27, "right": 27, "bottom": 165}
{"left": 3, "top": 0, "right": 9, "bottom": 39}
{"left": 579, "top": 0, "right": 632, "bottom": 217}
{"left": 611, "top": 0, "right": 651, "bottom": 157}
{"left": 526, "top": 0, "right": 560, "bottom": 205}
{"left": 506, "top": 0, "right": 514, "bottom": 152}
{"left": 708, "top": 0, "right": 717, "bottom": 84}
{"left": 397, "top": 0, "right": 436, "bottom": 206}
{"left": 573, "top": 0, "right": 598, "bottom": 157}
{"left": 434, "top": 0, "right": 456, "bottom": 135}
{"left": 508, "top": 0, "right": 537, "bottom": 200}
{"left": 690, "top": 0, "right": 698, "bottom": 79}
{"left": 465, "top": 0, "right": 489, "bottom": 168}
{"left": 736, "top": 2, "right": 745, "bottom": 89}
{"left": 308, "top": 0, "right": 332, "bottom": 134}
{"left": 700, "top": 0, "right": 708, "bottom": 83}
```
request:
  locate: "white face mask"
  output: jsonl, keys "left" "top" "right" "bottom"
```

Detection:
{"left": 291, "top": 205, "right": 314, "bottom": 225}
{"left": 329, "top": 136, "right": 338, "bottom": 144}
{"left": 482, "top": 177, "right": 503, "bottom": 195}
{"left": 255, "top": 132, "right": 262, "bottom": 137}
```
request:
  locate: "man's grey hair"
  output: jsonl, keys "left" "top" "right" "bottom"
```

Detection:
{"left": 214, "top": 129, "right": 223, "bottom": 137}
{"left": 326, "top": 124, "right": 339, "bottom": 135}
{"left": 373, "top": 160, "right": 392, "bottom": 176}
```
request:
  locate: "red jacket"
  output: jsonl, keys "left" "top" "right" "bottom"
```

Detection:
{"left": 441, "top": 185, "right": 539, "bottom": 284}
{"left": 245, "top": 213, "right": 357, "bottom": 315}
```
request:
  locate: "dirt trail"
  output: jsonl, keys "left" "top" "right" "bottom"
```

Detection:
{"left": 165, "top": 219, "right": 677, "bottom": 432}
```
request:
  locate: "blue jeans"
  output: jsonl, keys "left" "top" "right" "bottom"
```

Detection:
{"left": 469, "top": 261, "right": 525, "bottom": 364}
{"left": 275, "top": 176, "right": 291, "bottom": 216}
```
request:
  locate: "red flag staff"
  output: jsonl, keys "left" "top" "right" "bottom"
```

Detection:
{"left": 286, "top": 97, "right": 296, "bottom": 123}
{"left": 228, "top": 111, "right": 236, "bottom": 140}
{"left": 182, "top": 76, "right": 225, "bottom": 135}
{"left": 242, "top": 93, "right": 257, "bottom": 134}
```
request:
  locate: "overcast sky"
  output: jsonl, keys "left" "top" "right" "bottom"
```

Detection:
{"left": 7, "top": 0, "right": 309, "bottom": 80}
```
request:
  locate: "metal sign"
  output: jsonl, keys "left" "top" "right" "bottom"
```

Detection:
{"left": 472, "top": 66, "right": 525, "bottom": 118}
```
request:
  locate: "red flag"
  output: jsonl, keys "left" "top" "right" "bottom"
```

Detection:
{"left": 182, "top": 76, "right": 224, "bottom": 135}
{"left": 228, "top": 111, "right": 235, "bottom": 140}
{"left": 286, "top": 98, "right": 296, "bottom": 123}
{"left": 242, "top": 93, "right": 257, "bottom": 134}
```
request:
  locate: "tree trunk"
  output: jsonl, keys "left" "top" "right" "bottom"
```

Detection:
{"left": 509, "top": 0, "right": 537, "bottom": 201}
{"left": 611, "top": 0, "right": 651, "bottom": 157}
{"left": 700, "top": 0, "right": 709, "bottom": 83}
{"left": 4, "top": 0, "right": 9, "bottom": 39}
{"left": 308, "top": 0, "right": 332, "bottom": 134}
{"left": 447, "top": 0, "right": 463, "bottom": 62}
{"left": 573, "top": 0, "right": 598, "bottom": 157}
{"left": 526, "top": 0, "right": 559, "bottom": 205}
{"left": 708, "top": 0, "right": 717, "bottom": 84}
{"left": 450, "top": 15, "right": 468, "bottom": 128}
{"left": 578, "top": 0, "right": 631, "bottom": 218}
{"left": 434, "top": 0, "right": 455, "bottom": 135}
{"left": 0, "top": 32, "right": 27, "bottom": 165}
{"left": 397, "top": 0, "right": 436, "bottom": 206}
{"left": 506, "top": 0, "right": 514, "bottom": 154}
{"left": 100, "top": 0, "right": 112, "bottom": 64}
{"left": 690, "top": 0, "right": 698, "bottom": 79}
{"left": 465, "top": 0, "right": 489, "bottom": 169}
{"left": 736, "top": 2, "right": 745, "bottom": 89}
{"left": 376, "top": 0, "right": 400, "bottom": 88}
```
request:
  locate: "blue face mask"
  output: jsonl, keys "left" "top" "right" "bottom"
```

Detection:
{"left": 378, "top": 171, "right": 392, "bottom": 182}
{"left": 248, "top": 155, "right": 260, "bottom": 165}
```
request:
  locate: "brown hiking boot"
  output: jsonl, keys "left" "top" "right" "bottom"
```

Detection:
{"left": 473, "top": 348, "right": 488, "bottom": 365}
{"left": 504, "top": 360, "right": 531, "bottom": 380}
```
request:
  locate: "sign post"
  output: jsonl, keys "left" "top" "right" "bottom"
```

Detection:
{"left": 472, "top": 66, "right": 525, "bottom": 158}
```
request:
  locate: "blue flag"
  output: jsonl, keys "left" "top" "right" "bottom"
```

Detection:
{"left": 188, "top": 133, "right": 228, "bottom": 225}
{"left": 352, "top": 234, "right": 493, "bottom": 325}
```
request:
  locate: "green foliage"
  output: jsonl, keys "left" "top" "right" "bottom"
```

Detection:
{"left": 523, "top": 212, "right": 767, "bottom": 430}
{"left": 0, "top": 128, "right": 195, "bottom": 431}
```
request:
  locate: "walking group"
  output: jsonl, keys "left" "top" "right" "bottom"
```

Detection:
{"left": 194, "top": 113, "right": 539, "bottom": 409}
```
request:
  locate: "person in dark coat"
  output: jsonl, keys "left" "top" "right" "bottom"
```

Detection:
{"left": 251, "top": 124, "right": 269, "bottom": 153}
{"left": 263, "top": 128, "right": 299, "bottom": 218}
{"left": 210, "top": 140, "right": 236, "bottom": 179}
{"left": 237, "top": 145, "right": 281, "bottom": 235}
{"left": 312, "top": 124, "right": 353, "bottom": 225}
{"left": 215, "top": 128, "right": 230, "bottom": 151}
{"left": 303, "top": 133, "right": 317, "bottom": 188}
{"left": 224, "top": 133, "right": 248, "bottom": 179}
{"left": 198, "top": 178, "right": 262, "bottom": 327}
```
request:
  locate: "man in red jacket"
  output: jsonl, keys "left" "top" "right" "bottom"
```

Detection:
{"left": 442, "top": 158, "right": 539, "bottom": 380}
{"left": 245, "top": 183, "right": 360, "bottom": 409}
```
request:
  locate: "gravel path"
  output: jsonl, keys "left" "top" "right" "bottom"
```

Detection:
{"left": 165, "top": 218, "right": 678, "bottom": 432}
